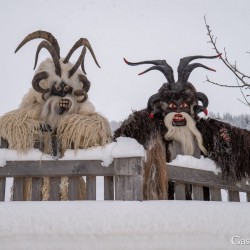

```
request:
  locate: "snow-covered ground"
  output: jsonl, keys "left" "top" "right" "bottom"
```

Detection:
{"left": 0, "top": 201, "right": 250, "bottom": 250}
{"left": 1, "top": 138, "right": 249, "bottom": 250}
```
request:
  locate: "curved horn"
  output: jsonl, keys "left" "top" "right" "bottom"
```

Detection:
{"left": 147, "top": 93, "right": 160, "bottom": 110}
{"left": 32, "top": 71, "right": 50, "bottom": 100}
{"left": 63, "top": 38, "right": 100, "bottom": 77}
{"left": 34, "top": 41, "right": 62, "bottom": 77}
{"left": 177, "top": 54, "right": 221, "bottom": 83}
{"left": 68, "top": 46, "right": 87, "bottom": 77}
{"left": 78, "top": 74, "right": 91, "bottom": 93}
{"left": 124, "top": 58, "right": 175, "bottom": 84}
{"left": 196, "top": 92, "right": 209, "bottom": 108}
{"left": 15, "top": 30, "right": 60, "bottom": 57}
{"left": 74, "top": 89, "right": 88, "bottom": 103}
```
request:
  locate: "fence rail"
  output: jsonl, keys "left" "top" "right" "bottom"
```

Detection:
{"left": 0, "top": 157, "right": 249, "bottom": 202}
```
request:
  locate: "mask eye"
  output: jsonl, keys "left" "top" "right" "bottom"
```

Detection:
{"left": 55, "top": 86, "right": 61, "bottom": 91}
{"left": 64, "top": 86, "right": 70, "bottom": 92}
{"left": 168, "top": 102, "right": 177, "bottom": 109}
{"left": 180, "top": 102, "right": 189, "bottom": 108}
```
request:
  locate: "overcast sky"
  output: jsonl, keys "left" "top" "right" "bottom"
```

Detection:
{"left": 0, "top": 0, "right": 250, "bottom": 122}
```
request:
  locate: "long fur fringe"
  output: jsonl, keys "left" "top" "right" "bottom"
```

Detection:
{"left": 57, "top": 112, "right": 111, "bottom": 152}
{"left": 143, "top": 134, "right": 168, "bottom": 200}
{"left": 0, "top": 109, "right": 45, "bottom": 152}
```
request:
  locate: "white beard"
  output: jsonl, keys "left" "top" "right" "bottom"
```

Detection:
{"left": 164, "top": 112, "right": 207, "bottom": 157}
{"left": 40, "top": 95, "right": 78, "bottom": 130}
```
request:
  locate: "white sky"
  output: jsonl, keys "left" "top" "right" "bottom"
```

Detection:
{"left": 0, "top": 0, "right": 250, "bottom": 122}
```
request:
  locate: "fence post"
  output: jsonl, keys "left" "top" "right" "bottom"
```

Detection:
{"left": 114, "top": 157, "right": 143, "bottom": 201}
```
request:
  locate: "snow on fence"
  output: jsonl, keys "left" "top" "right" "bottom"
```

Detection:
{"left": 0, "top": 160, "right": 249, "bottom": 202}
{"left": 0, "top": 137, "right": 249, "bottom": 202}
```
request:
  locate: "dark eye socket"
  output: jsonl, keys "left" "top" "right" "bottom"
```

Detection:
{"left": 64, "top": 86, "right": 70, "bottom": 91}
{"left": 55, "top": 86, "right": 61, "bottom": 91}
{"left": 180, "top": 102, "right": 189, "bottom": 108}
{"left": 168, "top": 102, "right": 177, "bottom": 109}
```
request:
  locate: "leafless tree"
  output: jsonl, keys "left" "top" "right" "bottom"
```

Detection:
{"left": 204, "top": 16, "right": 250, "bottom": 106}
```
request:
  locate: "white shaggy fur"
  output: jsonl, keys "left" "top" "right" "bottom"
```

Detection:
{"left": 164, "top": 112, "right": 207, "bottom": 156}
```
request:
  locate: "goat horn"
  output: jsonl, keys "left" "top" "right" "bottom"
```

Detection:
{"left": 124, "top": 58, "right": 175, "bottom": 84}
{"left": 15, "top": 30, "right": 60, "bottom": 57}
{"left": 34, "top": 41, "right": 62, "bottom": 77}
{"left": 63, "top": 38, "right": 100, "bottom": 77}
{"left": 32, "top": 71, "right": 50, "bottom": 100}
{"left": 177, "top": 54, "right": 221, "bottom": 83}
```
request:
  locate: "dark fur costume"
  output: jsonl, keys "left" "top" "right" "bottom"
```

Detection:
{"left": 114, "top": 110, "right": 250, "bottom": 192}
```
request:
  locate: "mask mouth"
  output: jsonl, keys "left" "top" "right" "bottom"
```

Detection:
{"left": 172, "top": 113, "right": 186, "bottom": 126}
{"left": 58, "top": 99, "right": 72, "bottom": 115}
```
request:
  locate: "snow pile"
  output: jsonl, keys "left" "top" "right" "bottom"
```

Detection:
{"left": 0, "top": 137, "right": 145, "bottom": 167}
{"left": 169, "top": 155, "right": 221, "bottom": 175}
{"left": 0, "top": 201, "right": 249, "bottom": 250}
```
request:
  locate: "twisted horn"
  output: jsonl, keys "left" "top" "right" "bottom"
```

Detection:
{"left": 68, "top": 47, "right": 87, "bottom": 77}
{"left": 177, "top": 54, "right": 221, "bottom": 83}
{"left": 34, "top": 41, "right": 62, "bottom": 77}
{"left": 74, "top": 89, "right": 88, "bottom": 103}
{"left": 32, "top": 71, "right": 50, "bottom": 100}
{"left": 124, "top": 58, "right": 175, "bottom": 84}
{"left": 15, "top": 30, "right": 60, "bottom": 56}
{"left": 63, "top": 38, "right": 100, "bottom": 77}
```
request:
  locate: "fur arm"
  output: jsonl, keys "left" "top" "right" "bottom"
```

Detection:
{"left": 197, "top": 118, "right": 250, "bottom": 179}
{"left": 114, "top": 109, "right": 166, "bottom": 148}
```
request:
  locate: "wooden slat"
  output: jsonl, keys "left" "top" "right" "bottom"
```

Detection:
{"left": 175, "top": 182, "right": 186, "bottom": 200}
{"left": 0, "top": 161, "right": 114, "bottom": 177}
{"left": 210, "top": 188, "right": 222, "bottom": 201}
{"left": 12, "top": 177, "right": 24, "bottom": 201}
{"left": 169, "top": 165, "right": 250, "bottom": 193}
{"left": 192, "top": 185, "right": 204, "bottom": 200}
{"left": 246, "top": 192, "right": 250, "bottom": 202}
{"left": 114, "top": 157, "right": 143, "bottom": 201}
{"left": 0, "top": 177, "right": 6, "bottom": 201}
{"left": 228, "top": 190, "right": 240, "bottom": 202}
{"left": 31, "top": 177, "right": 42, "bottom": 201}
{"left": 104, "top": 176, "right": 114, "bottom": 200}
{"left": 68, "top": 177, "right": 79, "bottom": 201}
{"left": 49, "top": 177, "right": 61, "bottom": 201}
{"left": 86, "top": 176, "right": 96, "bottom": 200}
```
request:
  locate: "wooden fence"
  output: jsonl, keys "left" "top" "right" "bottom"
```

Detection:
{"left": 0, "top": 156, "right": 249, "bottom": 202}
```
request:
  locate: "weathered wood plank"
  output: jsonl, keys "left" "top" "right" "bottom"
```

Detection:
{"left": 0, "top": 161, "right": 114, "bottom": 177}
{"left": 0, "top": 177, "right": 6, "bottom": 201}
{"left": 114, "top": 157, "right": 143, "bottom": 201}
{"left": 247, "top": 192, "right": 250, "bottom": 202}
{"left": 68, "top": 177, "right": 79, "bottom": 201}
{"left": 31, "top": 177, "right": 42, "bottom": 201}
{"left": 12, "top": 177, "right": 24, "bottom": 201}
{"left": 210, "top": 188, "right": 222, "bottom": 201}
{"left": 86, "top": 176, "right": 96, "bottom": 200}
{"left": 49, "top": 177, "right": 61, "bottom": 201}
{"left": 192, "top": 185, "right": 204, "bottom": 200}
{"left": 169, "top": 165, "right": 250, "bottom": 193}
{"left": 228, "top": 190, "right": 240, "bottom": 202}
{"left": 175, "top": 182, "right": 186, "bottom": 200}
{"left": 104, "top": 176, "right": 114, "bottom": 200}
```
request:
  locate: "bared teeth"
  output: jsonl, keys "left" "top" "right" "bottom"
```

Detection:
{"left": 59, "top": 99, "right": 71, "bottom": 109}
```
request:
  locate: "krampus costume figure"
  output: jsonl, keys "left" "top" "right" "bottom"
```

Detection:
{"left": 114, "top": 55, "right": 250, "bottom": 200}
{"left": 0, "top": 31, "right": 111, "bottom": 200}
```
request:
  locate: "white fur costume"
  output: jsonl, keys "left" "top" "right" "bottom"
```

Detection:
{"left": 0, "top": 31, "right": 111, "bottom": 200}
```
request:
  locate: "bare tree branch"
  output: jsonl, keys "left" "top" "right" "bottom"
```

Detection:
{"left": 204, "top": 16, "right": 250, "bottom": 106}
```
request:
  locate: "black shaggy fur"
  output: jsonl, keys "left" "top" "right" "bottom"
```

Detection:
{"left": 115, "top": 110, "right": 250, "bottom": 180}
